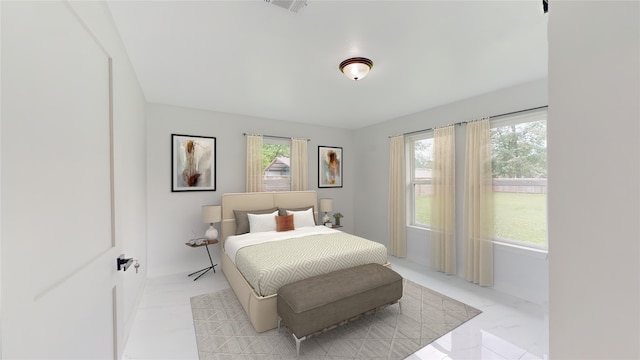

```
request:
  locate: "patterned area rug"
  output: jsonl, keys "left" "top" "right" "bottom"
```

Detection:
{"left": 191, "top": 279, "right": 481, "bottom": 359}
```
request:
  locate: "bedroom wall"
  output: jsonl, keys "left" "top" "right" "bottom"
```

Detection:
{"left": 548, "top": 1, "right": 640, "bottom": 358}
{"left": 354, "top": 78, "right": 549, "bottom": 304}
{"left": 145, "top": 103, "right": 355, "bottom": 277}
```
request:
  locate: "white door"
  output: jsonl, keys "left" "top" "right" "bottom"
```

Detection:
{"left": 2, "top": 2, "right": 123, "bottom": 358}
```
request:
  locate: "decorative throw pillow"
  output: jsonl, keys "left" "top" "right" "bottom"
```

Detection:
{"left": 248, "top": 211, "right": 279, "bottom": 233}
{"left": 234, "top": 207, "right": 278, "bottom": 235}
{"left": 276, "top": 214, "right": 295, "bottom": 232}
{"left": 279, "top": 206, "right": 317, "bottom": 225}
{"left": 286, "top": 208, "right": 316, "bottom": 228}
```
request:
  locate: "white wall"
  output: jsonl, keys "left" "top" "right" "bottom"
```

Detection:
{"left": 1, "top": 1, "right": 147, "bottom": 357}
{"left": 145, "top": 103, "right": 356, "bottom": 277}
{"left": 354, "top": 78, "right": 549, "bottom": 304}
{"left": 548, "top": 1, "right": 640, "bottom": 359}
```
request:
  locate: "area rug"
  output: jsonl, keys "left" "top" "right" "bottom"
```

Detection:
{"left": 190, "top": 279, "right": 481, "bottom": 359}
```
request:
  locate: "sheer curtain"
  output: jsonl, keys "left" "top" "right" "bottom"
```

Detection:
{"left": 246, "top": 135, "right": 263, "bottom": 192}
{"left": 430, "top": 125, "right": 456, "bottom": 274}
{"left": 290, "top": 138, "right": 308, "bottom": 191}
{"left": 388, "top": 135, "right": 407, "bottom": 257}
{"left": 463, "top": 119, "right": 494, "bottom": 286}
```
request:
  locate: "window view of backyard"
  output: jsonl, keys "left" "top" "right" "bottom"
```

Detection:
{"left": 411, "top": 117, "right": 547, "bottom": 248}
{"left": 262, "top": 142, "right": 291, "bottom": 191}
{"left": 491, "top": 119, "right": 547, "bottom": 247}
{"left": 411, "top": 137, "right": 433, "bottom": 227}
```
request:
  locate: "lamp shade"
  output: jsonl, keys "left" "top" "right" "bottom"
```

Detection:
{"left": 339, "top": 57, "right": 373, "bottom": 81}
{"left": 202, "top": 205, "right": 221, "bottom": 224}
{"left": 319, "top": 198, "right": 333, "bottom": 213}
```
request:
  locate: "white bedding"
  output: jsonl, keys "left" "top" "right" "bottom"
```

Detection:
{"left": 225, "top": 225, "right": 339, "bottom": 264}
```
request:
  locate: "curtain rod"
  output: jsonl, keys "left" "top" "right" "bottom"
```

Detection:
{"left": 391, "top": 105, "right": 548, "bottom": 138}
{"left": 243, "top": 133, "right": 311, "bottom": 141}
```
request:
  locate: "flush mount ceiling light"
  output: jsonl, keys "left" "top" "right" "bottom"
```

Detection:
{"left": 339, "top": 57, "right": 373, "bottom": 81}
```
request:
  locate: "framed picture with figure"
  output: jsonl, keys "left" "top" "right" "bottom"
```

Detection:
{"left": 172, "top": 134, "right": 216, "bottom": 192}
{"left": 318, "top": 146, "right": 342, "bottom": 188}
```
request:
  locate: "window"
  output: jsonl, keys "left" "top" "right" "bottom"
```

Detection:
{"left": 262, "top": 138, "right": 291, "bottom": 191}
{"left": 491, "top": 110, "right": 547, "bottom": 248}
{"left": 408, "top": 132, "right": 434, "bottom": 228}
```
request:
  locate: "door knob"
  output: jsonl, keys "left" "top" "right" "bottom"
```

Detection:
{"left": 116, "top": 254, "right": 133, "bottom": 271}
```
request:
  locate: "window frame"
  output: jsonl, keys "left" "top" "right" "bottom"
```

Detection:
{"left": 490, "top": 109, "right": 548, "bottom": 250}
{"left": 407, "top": 131, "right": 434, "bottom": 229}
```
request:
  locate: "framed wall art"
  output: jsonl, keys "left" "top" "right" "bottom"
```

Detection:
{"left": 318, "top": 146, "right": 343, "bottom": 188}
{"left": 171, "top": 134, "right": 216, "bottom": 192}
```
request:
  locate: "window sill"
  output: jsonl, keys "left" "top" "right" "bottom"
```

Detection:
{"left": 406, "top": 224, "right": 431, "bottom": 231}
{"left": 405, "top": 226, "right": 548, "bottom": 260}
{"left": 493, "top": 240, "right": 548, "bottom": 259}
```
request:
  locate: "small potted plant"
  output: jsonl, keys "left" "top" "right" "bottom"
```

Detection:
{"left": 333, "top": 212, "right": 344, "bottom": 226}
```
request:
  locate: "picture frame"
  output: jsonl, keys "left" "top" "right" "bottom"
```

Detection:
{"left": 318, "top": 146, "right": 343, "bottom": 188}
{"left": 171, "top": 134, "right": 216, "bottom": 192}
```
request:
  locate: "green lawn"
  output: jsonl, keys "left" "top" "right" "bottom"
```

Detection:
{"left": 415, "top": 192, "right": 547, "bottom": 246}
{"left": 415, "top": 195, "right": 433, "bottom": 226}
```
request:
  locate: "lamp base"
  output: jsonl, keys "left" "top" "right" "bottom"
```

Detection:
{"left": 322, "top": 213, "right": 331, "bottom": 225}
{"left": 205, "top": 225, "right": 218, "bottom": 240}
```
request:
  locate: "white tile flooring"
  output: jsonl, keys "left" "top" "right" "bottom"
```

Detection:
{"left": 122, "top": 257, "right": 548, "bottom": 360}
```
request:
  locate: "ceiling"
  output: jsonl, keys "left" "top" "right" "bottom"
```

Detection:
{"left": 106, "top": 0, "right": 548, "bottom": 129}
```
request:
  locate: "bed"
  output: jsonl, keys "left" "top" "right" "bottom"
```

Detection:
{"left": 220, "top": 190, "right": 389, "bottom": 332}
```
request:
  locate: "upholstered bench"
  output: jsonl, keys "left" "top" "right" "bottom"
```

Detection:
{"left": 277, "top": 263, "right": 403, "bottom": 356}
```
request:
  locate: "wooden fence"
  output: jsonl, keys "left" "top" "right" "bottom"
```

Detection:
{"left": 492, "top": 178, "right": 547, "bottom": 194}
{"left": 415, "top": 178, "right": 547, "bottom": 196}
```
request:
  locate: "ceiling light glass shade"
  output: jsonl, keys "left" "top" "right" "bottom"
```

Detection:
{"left": 339, "top": 57, "right": 373, "bottom": 81}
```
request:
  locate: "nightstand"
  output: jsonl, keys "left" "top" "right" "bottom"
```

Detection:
{"left": 185, "top": 239, "right": 218, "bottom": 281}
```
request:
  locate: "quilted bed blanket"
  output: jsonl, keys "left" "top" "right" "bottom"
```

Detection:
{"left": 232, "top": 228, "right": 388, "bottom": 296}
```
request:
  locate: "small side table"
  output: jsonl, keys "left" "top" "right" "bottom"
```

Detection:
{"left": 185, "top": 239, "right": 218, "bottom": 281}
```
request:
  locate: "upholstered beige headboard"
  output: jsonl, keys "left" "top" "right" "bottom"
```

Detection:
{"left": 221, "top": 191, "right": 318, "bottom": 247}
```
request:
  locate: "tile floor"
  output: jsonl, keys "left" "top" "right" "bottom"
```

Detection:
{"left": 122, "top": 257, "right": 548, "bottom": 360}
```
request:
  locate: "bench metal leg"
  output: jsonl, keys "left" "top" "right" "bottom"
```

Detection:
{"left": 280, "top": 318, "right": 304, "bottom": 357}
{"left": 285, "top": 300, "right": 402, "bottom": 357}
{"left": 293, "top": 334, "right": 306, "bottom": 357}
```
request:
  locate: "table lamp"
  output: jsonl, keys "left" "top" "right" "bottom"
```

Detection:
{"left": 202, "top": 205, "right": 222, "bottom": 240}
{"left": 319, "top": 198, "right": 333, "bottom": 225}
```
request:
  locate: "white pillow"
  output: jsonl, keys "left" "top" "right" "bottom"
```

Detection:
{"left": 286, "top": 208, "right": 316, "bottom": 228}
{"left": 248, "top": 211, "right": 278, "bottom": 233}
